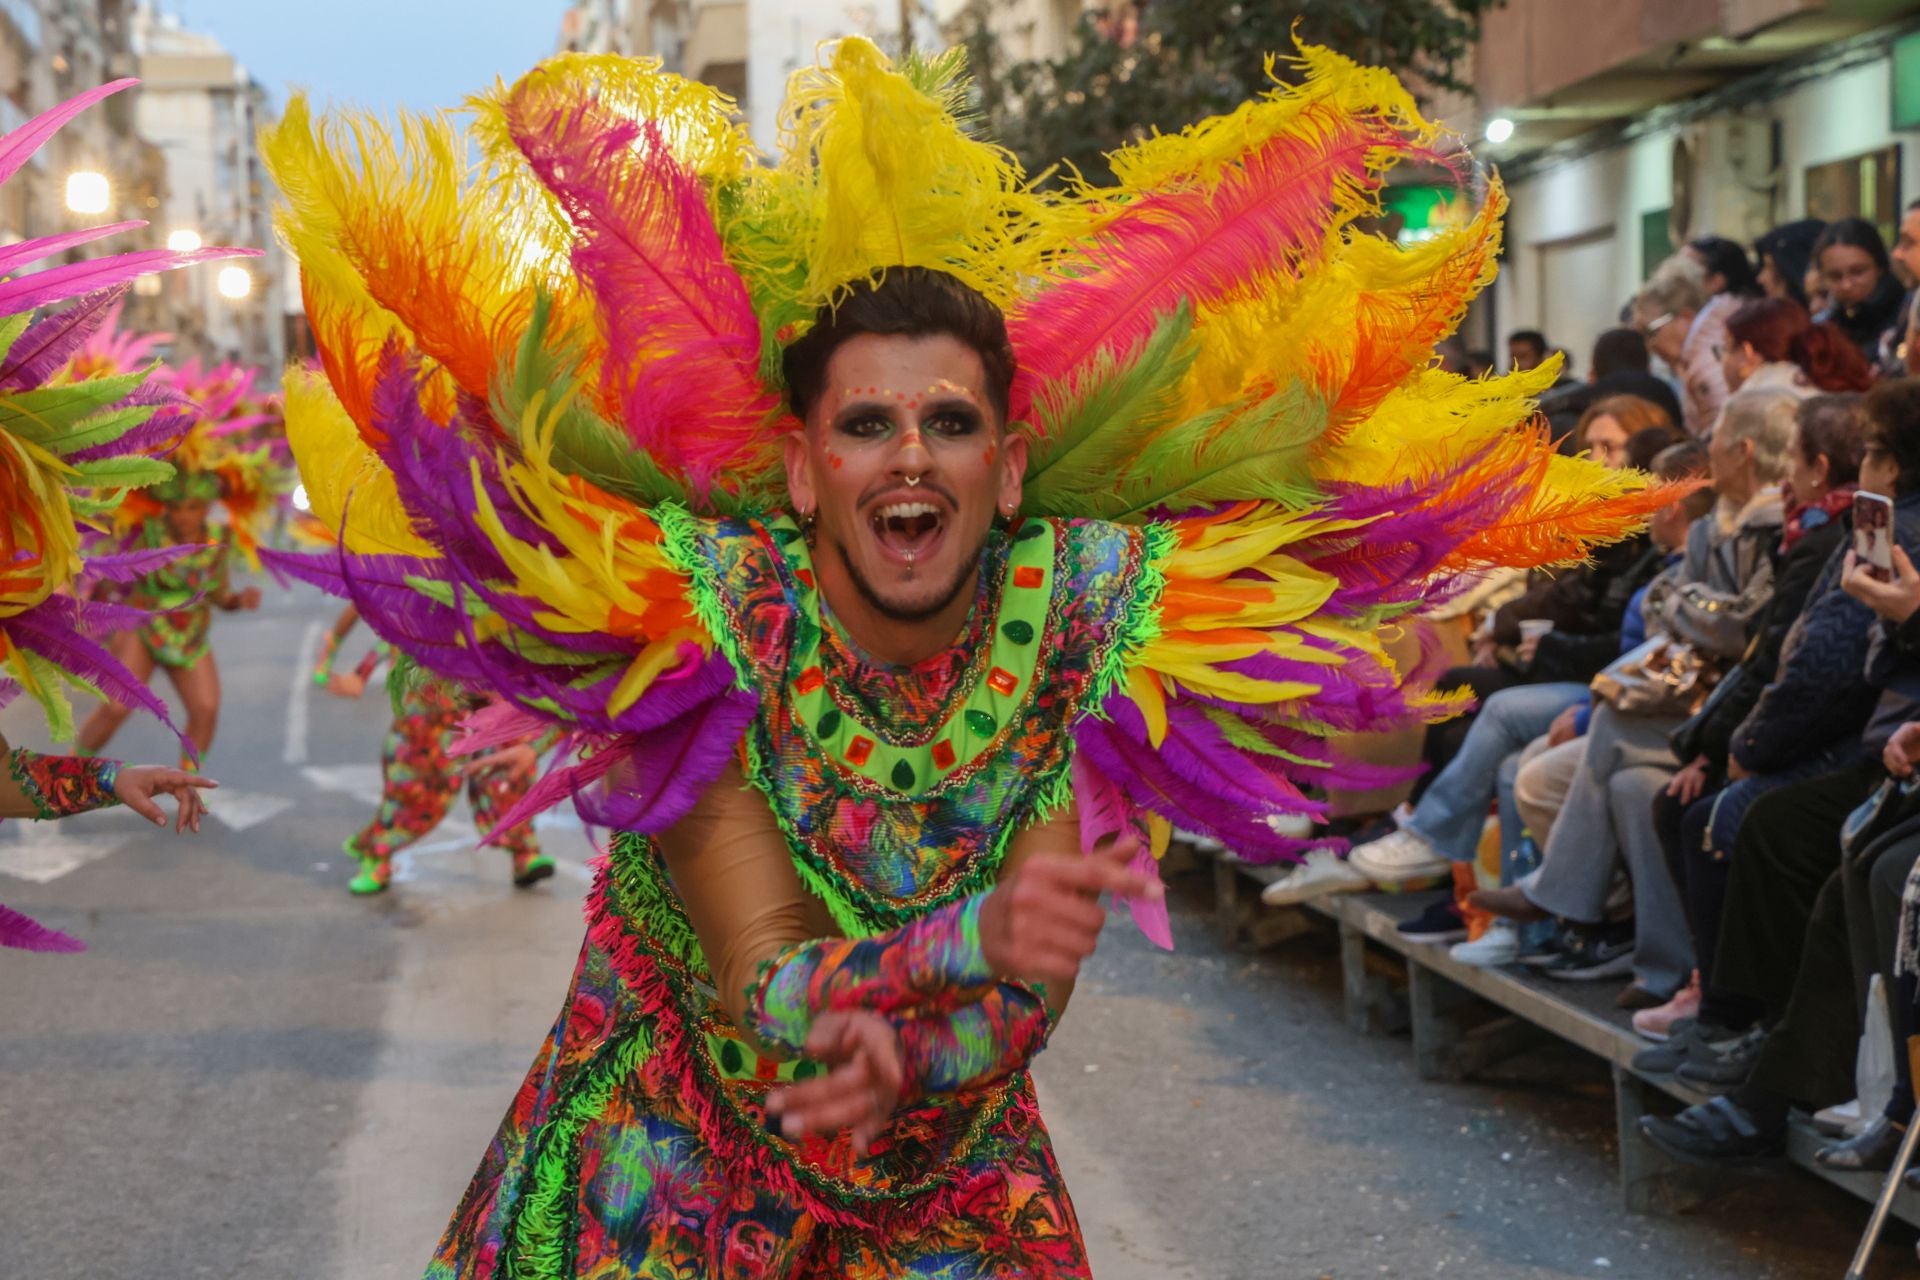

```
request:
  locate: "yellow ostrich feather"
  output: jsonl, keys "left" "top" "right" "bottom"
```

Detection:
{"left": 281, "top": 366, "right": 435, "bottom": 558}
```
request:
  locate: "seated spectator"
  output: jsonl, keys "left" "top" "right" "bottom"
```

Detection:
{"left": 1470, "top": 389, "right": 1800, "bottom": 1002}
{"left": 1755, "top": 219, "right": 1826, "bottom": 309}
{"left": 1635, "top": 254, "right": 1732, "bottom": 438}
{"left": 1267, "top": 420, "right": 1683, "bottom": 907}
{"left": 1540, "top": 328, "right": 1685, "bottom": 441}
{"left": 1508, "top": 328, "right": 1548, "bottom": 373}
{"left": 1636, "top": 379, "right": 1920, "bottom": 1164}
{"left": 1285, "top": 442, "right": 1707, "bottom": 931}
{"left": 1720, "top": 296, "right": 1874, "bottom": 397}
{"left": 1641, "top": 395, "right": 1869, "bottom": 1039}
{"left": 1813, "top": 217, "right": 1907, "bottom": 366}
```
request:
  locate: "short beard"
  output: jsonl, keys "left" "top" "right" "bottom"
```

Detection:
{"left": 832, "top": 536, "right": 983, "bottom": 624}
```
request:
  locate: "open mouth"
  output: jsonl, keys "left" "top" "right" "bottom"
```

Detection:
{"left": 868, "top": 500, "right": 946, "bottom": 561}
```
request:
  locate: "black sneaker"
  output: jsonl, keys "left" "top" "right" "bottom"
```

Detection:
{"left": 1631, "top": 1019, "right": 1744, "bottom": 1075}
{"left": 1638, "top": 1095, "right": 1785, "bottom": 1165}
{"left": 1518, "top": 929, "right": 1567, "bottom": 968}
{"left": 1396, "top": 896, "right": 1467, "bottom": 944}
{"left": 1676, "top": 1026, "right": 1767, "bottom": 1091}
{"left": 1532, "top": 922, "right": 1634, "bottom": 981}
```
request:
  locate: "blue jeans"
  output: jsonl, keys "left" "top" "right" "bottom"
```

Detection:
{"left": 1408, "top": 682, "right": 1589, "bottom": 862}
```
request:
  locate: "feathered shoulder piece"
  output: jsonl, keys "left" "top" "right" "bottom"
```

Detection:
{"left": 263, "top": 41, "right": 1675, "bottom": 942}
{"left": 0, "top": 81, "right": 255, "bottom": 737}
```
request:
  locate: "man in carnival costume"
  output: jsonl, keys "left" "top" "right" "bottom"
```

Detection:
{"left": 264, "top": 39, "right": 1673, "bottom": 1276}
{"left": 0, "top": 80, "right": 248, "bottom": 951}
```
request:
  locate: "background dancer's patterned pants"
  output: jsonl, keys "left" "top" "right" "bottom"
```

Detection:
{"left": 349, "top": 682, "right": 540, "bottom": 862}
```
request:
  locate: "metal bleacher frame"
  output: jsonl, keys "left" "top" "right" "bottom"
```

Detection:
{"left": 1195, "top": 844, "right": 1920, "bottom": 1225}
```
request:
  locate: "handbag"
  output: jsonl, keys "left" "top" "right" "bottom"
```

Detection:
{"left": 1590, "top": 638, "right": 1720, "bottom": 718}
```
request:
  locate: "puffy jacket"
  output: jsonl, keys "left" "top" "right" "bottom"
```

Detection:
{"left": 1737, "top": 492, "right": 1920, "bottom": 771}
{"left": 1643, "top": 487, "right": 1784, "bottom": 663}
{"left": 1504, "top": 536, "right": 1668, "bottom": 685}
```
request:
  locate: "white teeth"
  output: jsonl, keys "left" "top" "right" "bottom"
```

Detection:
{"left": 877, "top": 502, "right": 938, "bottom": 520}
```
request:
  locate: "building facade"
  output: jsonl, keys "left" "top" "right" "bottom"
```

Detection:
{"left": 128, "top": 3, "right": 286, "bottom": 371}
{"left": 1465, "top": 0, "right": 1920, "bottom": 372}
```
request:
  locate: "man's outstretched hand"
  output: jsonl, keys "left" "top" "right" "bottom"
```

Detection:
{"left": 763, "top": 1010, "right": 904, "bottom": 1155}
{"left": 978, "top": 836, "right": 1161, "bottom": 987}
{"left": 114, "top": 766, "right": 217, "bottom": 833}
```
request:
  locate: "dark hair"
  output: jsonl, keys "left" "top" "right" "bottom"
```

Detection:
{"left": 1813, "top": 217, "right": 1892, "bottom": 278}
{"left": 781, "top": 267, "right": 1017, "bottom": 423}
{"left": 1508, "top": 329, "right": 1547, "bottom": 356}
{"left": 1754, "top": 219, "right": 1826, "bottom": 308}
{"left": 1688, "top": 234, "right": 1761, "bottom": 297}
{"left": 1795, "top": 393, "right": 1867, "bottom": 489}
{"left": 1625, "top": 423, "right": 1681, "bottom": 472}
{"left": 1866, "top": 380, "right": 1920, "bottom": 494}
{"left": 1724, "top": 296, "right": 1874, "bottom": 392}
{"left": 1653, "top": 440, "right": 1715, "bottom": 520}
{"left": 1590, "top": 327, "right": 1649, "bottom": 378}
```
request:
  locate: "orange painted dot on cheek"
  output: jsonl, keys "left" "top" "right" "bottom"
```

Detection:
{"left": 983, "top": 445, "right": 996, "bottom": 465}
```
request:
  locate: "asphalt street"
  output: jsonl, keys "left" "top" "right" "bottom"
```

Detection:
{"left": 0, "top": 579, "right": 1899, "bottom": 1278}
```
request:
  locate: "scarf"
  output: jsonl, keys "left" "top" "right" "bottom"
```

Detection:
{"left": 1781, "top": 485, "right": 1856, "bottom": 552}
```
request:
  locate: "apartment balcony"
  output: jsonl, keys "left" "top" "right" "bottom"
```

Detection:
{"left": 1478, "top": 0, "right": 1919, "bottom": 149}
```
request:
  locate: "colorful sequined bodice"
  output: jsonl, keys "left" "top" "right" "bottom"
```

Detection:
{"left": 693, "top": 512, "right": 1157, "bottom": 933}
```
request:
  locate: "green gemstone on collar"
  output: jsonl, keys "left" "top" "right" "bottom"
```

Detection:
{"left": 773, "top": 525, "right": 802, "bottom": 544}
{"left": 891, "top": 759, "right": 916, "bottom": 790}
{"left": 1015, "top": 521, "right": 1046, "bottom": 541}
{"left": 815, "top": 708, "right": 842, "bottom": 739}
{"left": 965, "top": 708, "right": 996, "bottom": 736}
{"left": 1001, "top": 619, "right": 1034, "bottom": 645}
{"left": 718, "top": 1038, "right": 745, "bottom": 1074}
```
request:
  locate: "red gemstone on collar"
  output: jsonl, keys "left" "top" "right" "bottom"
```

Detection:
{"left": 932, "top": 739, "right": 956, "bottom": 770}
{"left": 987, "top": 666, "right": 1019, "bottom": 695}
{"left": 795, "top": 667, "right": 825, "bottom": 694}
{"left": 1012, "top": 565, "right": 1044, "bottom": 589}
{"left": 845, "top": 735, "right": 875, "bottom": 766}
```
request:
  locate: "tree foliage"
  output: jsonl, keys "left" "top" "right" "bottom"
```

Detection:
{"left": 955, "top": 0, "right": 1502, "bottom": 184}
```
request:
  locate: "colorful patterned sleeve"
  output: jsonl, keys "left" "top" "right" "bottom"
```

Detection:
{"left": 744, "top": 892, "right": 995, "bottom": 1056}
{"left": 6, "top": 748, "right": 122, "bottom": 820}
{"left": 894, "top": 981, "right": 1053, "bottom": 1103}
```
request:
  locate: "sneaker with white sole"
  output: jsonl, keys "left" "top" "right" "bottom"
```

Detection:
{"left": 1261, "top": 849, "right": 1370, "bottom": 906}
{"left": 1346, "top": 826, "right": 1451, "bottom": 887}
{"left": 1450, "top": 919, "right": 1520, "bottom": 967}
{"left": 1266, "top": 811, "right": 1316, "bottom": 840}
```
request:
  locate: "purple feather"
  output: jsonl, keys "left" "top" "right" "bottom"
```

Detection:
{"left": 81, "top": 544, "right": 205, "bottom": 584}
{"left": 5, "top": 598, "right": 182, "bottom": 736}
{"left": 575, "top": 690, "right": 757, "bottom": 834}
{"left": 0, "top": 902, "right": 86, "bottom": 953}
{"left": 0, "top": 285, "right": 129, "bottom": 390}
{"left": 63, "top": 389, "right": 195, "bottom": 465}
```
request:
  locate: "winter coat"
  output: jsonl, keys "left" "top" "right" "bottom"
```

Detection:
{"left": 1494, "top": 536, "right": 1667, "bottom": 685}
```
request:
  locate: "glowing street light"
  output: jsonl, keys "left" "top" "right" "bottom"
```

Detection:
{"left": 216, "top": 265, "right": 253, "bottom": 300}
{"left": 1484, "top": 116, "right": 1515, "bottom": 145}
{"left": 166, "top": 228, "right": 203, "bottom": 252}
{"left": 64, "top": 170, "right": 109, "bottom": 215}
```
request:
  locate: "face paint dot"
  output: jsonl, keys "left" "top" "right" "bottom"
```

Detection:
{"left": 983, "top": 446, "right": 996, "bottom": 464}
{"left": 829, "top": 454, "right": 843, "bottom": 469}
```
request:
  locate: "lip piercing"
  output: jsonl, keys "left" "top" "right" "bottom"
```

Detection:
{"left": 904, "top": 548, "right": 916, "bottom": 578}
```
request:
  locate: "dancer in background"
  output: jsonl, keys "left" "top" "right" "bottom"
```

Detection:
{"left": 312, "top": 604, "right": 554, "bottom": 896}
{"left": 0, "top": 79, "right": 248, "bottom": 951}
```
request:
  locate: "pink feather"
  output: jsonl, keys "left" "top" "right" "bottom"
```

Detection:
{"left": 0, "top": 221, "right": 146, "bottom": 279}
{"left": 1007, "top": 103, "right": 1442, "bottom": 424}
{"left": 0, "top": 902, "right": 86, "bottom": 953}
{"left": 449, "top": 700, "right": 555, "bottom": 758}
{"left": 0, "top": 79, "right": 137, "bottom": 189}
{"left": 0, "top": 246, "right": 260, "bottom": 318}
{"left": 503, "top": 85, "right": 790, "bottom": 496}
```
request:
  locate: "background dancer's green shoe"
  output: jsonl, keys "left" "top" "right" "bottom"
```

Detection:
{"left": 345, "top": 838, "right": 391, "bottom": 895}
{"left": 511, "top": 850, "right": 554, "bottom": 888}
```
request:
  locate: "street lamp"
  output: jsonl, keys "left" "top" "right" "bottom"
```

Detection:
{"left": 216, "top": 265, "right": 253, "bottom": 300}
{"left": 64, "top": 170, "right": 109, "bottom": 215}
{"left": 166, "top": 228, "right": 203, "bottom": 252}
{"left": 1484, "top": 116, "right": 1515, "bottom": 145}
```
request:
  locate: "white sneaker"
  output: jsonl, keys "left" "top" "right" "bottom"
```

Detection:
{"left": 1266, "top": 811, "right": 1315, "bottom": 840}
{"left": 1261, "top": 849, "right": 1370, "bottom": 906}
{"left": 1346, "top": 827, "right": 1451, "bottom": 886}
{"left": 1449, "top": 919, "right": 1520, "bottom": 967}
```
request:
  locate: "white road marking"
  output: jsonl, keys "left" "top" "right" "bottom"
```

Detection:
{"left": 284, "top": 620, "right": 322, "bottom": 765}
{"left": 204, "top": 788, "right": 297, "bottom": 833}
{"left": 0, "top": 822, "right": 133, "bottom": 884}
{"left": 302, "top": 763, "right": 386, "bottom": 807}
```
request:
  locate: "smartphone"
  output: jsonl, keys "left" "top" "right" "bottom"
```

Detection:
{"left": 1854, "top": 491, "right": 1896, "bottom": 584}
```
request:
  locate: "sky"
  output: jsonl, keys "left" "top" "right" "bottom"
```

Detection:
{"left": 161, "top": 1, "right": 568, "bottom": 115}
